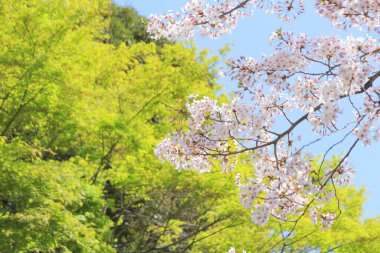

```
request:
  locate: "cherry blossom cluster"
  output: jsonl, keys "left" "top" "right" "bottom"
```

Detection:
{"left": 154, "top": 30, "right": 379, "bottom": 224}
{"left": 315, "top": 0, "right": 380, "bottom": 32}
{"left": 151, "top": 0, "right": 380, "bottom": 227}
{"left": 228, "top": 32, "right": 379, "bottom": 133}
{"left": 155, "top": 94, "right": 357, "bottom": 226}
{"left": 148, "top": 0, "right": 380, "bottom": 41}
{"left": 147, "top": 0, "right": 305, "bottom": 40}
{"left": 154, "top": 34, "right": 379, "bottom": 226}
{"left": 237, "top": 152, "right": 354, "bottom": 227}
{"left": 147, "top": 0, "right": 252, "bottom": 40}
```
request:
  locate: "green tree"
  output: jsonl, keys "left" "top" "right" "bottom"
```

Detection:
{"left": 0, "top": 1, "right": 235, "bottom": 251}
{"left": 0, "top": 138, "right": 113, "bottom": 252}
{"left": 108, "top": 3, "right": 169, "bottom": 47}
{"left": 108, "top": 3, "right": 150, "bottom": 46}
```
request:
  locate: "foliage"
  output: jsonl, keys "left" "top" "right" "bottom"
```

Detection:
{"left": 0, "top": 1, "right": 379, "bottom": 253}
{"left": 0, "top": 138, "right": 113, "bottom": 252}
{"left": 0, "top": 0, "right": 235, "bottom": 251}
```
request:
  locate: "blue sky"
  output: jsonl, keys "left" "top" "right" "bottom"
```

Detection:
{"left": 114, "top": 0, "right": 380, "bottom": 218}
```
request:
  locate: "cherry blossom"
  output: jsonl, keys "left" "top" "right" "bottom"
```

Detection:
{"left": 150, "top": 0, "right": 380, "bottom": 229}
{"left": 148, "top": 0, "right": 379, "bottom": 40}
{"left": 315, "top": 0, "right": 380, "bottom": 32}
{"left": 147, "top": 0, "right": 306, "bottom": 40}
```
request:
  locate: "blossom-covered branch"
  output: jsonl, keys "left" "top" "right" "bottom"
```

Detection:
{"left": 150, "top": 0, "right": 380, "bottom": 228}
{"left": 148, "top": 0, "right": 306, "bottom": 39}
{"left": 148, "top": 0, "right": 379, "bottom": 40}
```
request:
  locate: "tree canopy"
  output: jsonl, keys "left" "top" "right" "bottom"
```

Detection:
{"left": 0, "top": 0, "right": 379, "bottom": 252}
